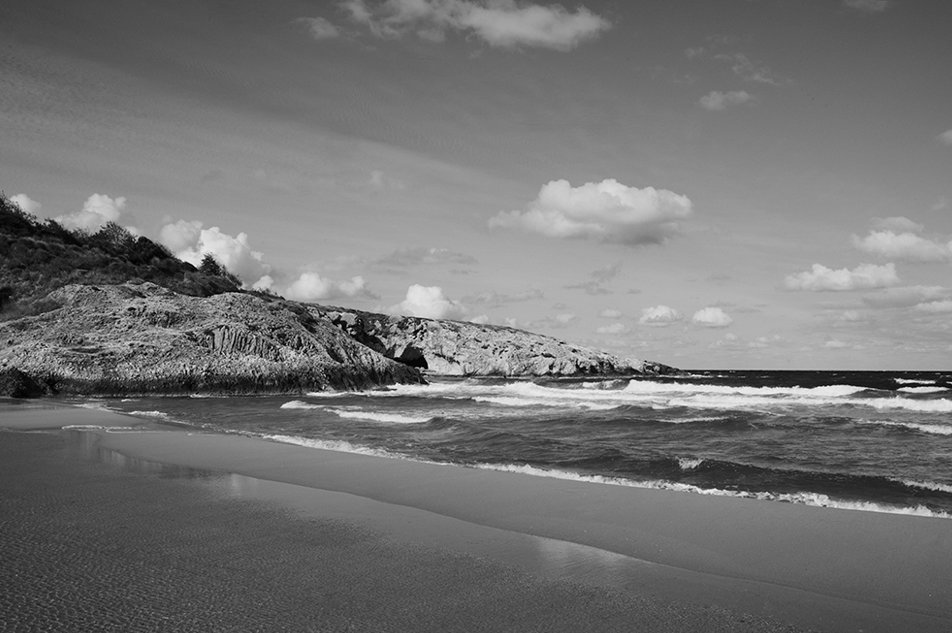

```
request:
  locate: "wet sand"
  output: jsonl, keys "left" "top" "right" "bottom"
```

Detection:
{"left": 3, "top": 401, "right": 951, "bottom": 632}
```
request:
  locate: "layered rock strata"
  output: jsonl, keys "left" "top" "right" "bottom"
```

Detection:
{"left": 0, "top": 283, "right": 422, "bottom": 396}
{"left": 313, "top": 307, "right": 674, "bottom": 377}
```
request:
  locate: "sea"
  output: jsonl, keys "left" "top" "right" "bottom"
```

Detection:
{"left": 101, "top": 370, "right": 952, "bottom": 519}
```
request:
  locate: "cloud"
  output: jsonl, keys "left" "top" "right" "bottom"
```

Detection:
{"left": 699, "top": 90, "right": 755, "bottom": 111}
{"left": 784, "top": 263, "right": 899, "bottom": 291}
{"left": 824, "top": 339, "right": 849, "bottom": 349}
{"left": 596, "top": 322, "right": 629, "bottom": 335}
{"left": 862, "top": 285, "right": 949, "bottom": 308}
{"left": 852, "top": 230, "right": 952, "bottom": 262}
{"left": 374, "top": 247, "right": 477, "bottom": 269}
{"left": 368, "top": 169, "right": 406, "bottom": 190}
{"left": 342, "top": 0, "right": 611, "bottom": 51}
{"left": 284, "top": 273, "right": 373, "bottom": 302}
{"left": 11, "top": 193, "right": 41, "bottom": 215}
{"left": 490, "top": 178, "right": 693, "bottom": 246}
{"left": 843, "top": 0, "right": 889, "bottom": 13}
{"left": 937, "top": 129, "right": 952, "bottom": 146}
{"left": 872, "top": 216, "right": 924, "bottom": 233}
{"left": 565, "top": 262, "right": 623, "bottom": 294}
{"left": 159, "top": 220, "right": 271, "bottom": 287}
{"left": 463, "top": 288, "right": 543, "bottom": 306}
{"left": 691, "top": 307, "right": 733, "bottom": 328}
{"left": 714, "top": 53, "right": 785, "bottom": 86}
{"left": 56, "top": 193, "right": 127, "bottom": 233}
{"left": 915, "top": 300, "right": 952, "bottom": 313}
{"left": 297, "top": 16, "right": 341, "bottom": 39}
{"left": 638, "top": 305, "right": 683, "bottom": 326}
{"left": 391, "top": 284, "right": 466, "bottom": 319}
{"left": 599, "top": 309, "right": 623, "bottom": 319}
{"left": 529, "top": 312, "right": 577, "bottom": 330}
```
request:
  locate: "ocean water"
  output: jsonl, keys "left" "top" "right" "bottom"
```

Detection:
{"left": 104, "top": 370, "right": 952, "bottom": 519}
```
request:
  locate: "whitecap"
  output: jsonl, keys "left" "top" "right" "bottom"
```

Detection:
{"left": 897, "top": 386, "right": 948, "bottom": 394}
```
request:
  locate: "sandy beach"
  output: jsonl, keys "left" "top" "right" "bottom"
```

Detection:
{"left": 2, "top": 401, "right": 951, "bottom": 632}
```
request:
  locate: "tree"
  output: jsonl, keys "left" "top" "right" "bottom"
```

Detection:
{"left": 199, "top": 253, "right": 224, "bottom": 277}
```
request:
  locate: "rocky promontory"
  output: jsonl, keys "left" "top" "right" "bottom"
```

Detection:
{"left": 313, "top": 306, "right": 674, "bottom": 377}
{"left": 0, "top": 283, "right": 423, "bottom": 396}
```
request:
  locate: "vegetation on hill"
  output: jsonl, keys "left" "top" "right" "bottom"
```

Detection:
{"left": 0, "top": 193, "right": 242, "bottom": 319}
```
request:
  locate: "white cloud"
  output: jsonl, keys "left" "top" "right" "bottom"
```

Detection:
{"left": 391, "top": 284, "right": 466, "bottom": 320}
{"left": 554, "top": 313, "right": 576, "bottom": 325}
{"left": 638, "top": 305, "right": 683, "bottom": 326}
{"left": 843, "top": 0, "right": 889, "bottom": 13}
{"left": 159, "top": 220, "right": 271, "bottom": 287}
{"left": 56, "top": 193, "right": 127, "bottom": 232}
{"left": 937, "top": 129, "right": 952, "bottom": 146}
{"left": 784, "top": 263, "right": 899, "bottom": 291}
{"left": 872, "top": 216, "right": 924, "bottom": 233}
{"left": 699, "top": 90, "right": 755, "bottom": 111}
{"left": 824, "top": 339, "right": 849, "bottom": 349}
{"left": 861, "top": 285, "right": 949, "bottom": 308}
{"left": 468, "top": 314, "right": 490, "bottom": 324}
{"left": 10, "top": 193, "right": 41, "bottom": 215}
{"left": 375, "top": 246, "right": 477, "bottom": 268}
{"left": 463, "top": 288, "right": 543, "bottom": 306}
{"left": 596, "top": 322, "right": 629, "bottom": 335}
{"left": 713, "top": 53, "right": 785, "bottom": 86}
{"left": 284, "top": 273, "right": 371, "bottom": 302}
{"left": 915, "top": 300, "right": 952, "bottom": 313}
{"left": 342, "top": 0, "right": 611, "bottom": 51}
{"left": 489, "top": 178, "right": 693, "bottom": 246}
{"left": 691, "top": 307, "right": 733, "bottom": 328}
{"left": 297, "top": 16, "right": 341, "bottom": 39}
{"left": 852, "top": 230, "right": 951, "bottom": 262}
{"left": 599, "top": 308, "right": 623, "bottom": 319}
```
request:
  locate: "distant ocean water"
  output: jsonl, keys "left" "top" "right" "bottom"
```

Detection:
{"left": 104, "top": 370, "right": 952, "bottom": 518}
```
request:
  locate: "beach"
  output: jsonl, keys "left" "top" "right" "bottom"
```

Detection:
{"left": 2, "top": 401, "right": 951, "bottom": 632}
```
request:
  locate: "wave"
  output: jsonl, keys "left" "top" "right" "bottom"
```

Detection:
{"left": 362, "top": 379, "right": 952, "bottom": 414}
{"left": 474, "top": 396, "right": 619, "bottom": 411}
{"left": 897, "top": 386, "right": 948, "bottom": 394}
{"left": 677, "top": 457, "right": 704, "bottom": 470}
{"left": 280, "top": 400, "right": 322, "bottom": 410}
{"left": 127, "top": 410, "right": 171, "bottom": 419}
{"left": 260, "top": 433, "right": 404, "bottom": 459}
{"left": 280, "top": 401, "right": 431, "bottom": 424}
{"left": 891, "top": 479, "right": 952, "bottom": 494}
{"left": 894, "top": 378, "right": 937, "bottom": 386}
{"left": 859, "top": 419, "right": 952, "bottom": 435}
{"left": 471, "top": 463, "right": 952, "bottom": 519}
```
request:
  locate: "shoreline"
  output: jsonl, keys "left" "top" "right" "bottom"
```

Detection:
{"left": 3, "top": 400, "right": 952, "bottom": 632}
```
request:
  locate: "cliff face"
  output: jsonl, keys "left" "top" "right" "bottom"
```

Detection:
{"left": 0, "top": 283, "right": 422, "bottom": 396}
{"left": 312, "top": 307, "right": 674, "bottom": 377}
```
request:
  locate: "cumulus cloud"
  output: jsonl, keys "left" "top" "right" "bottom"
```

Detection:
{"left": 599, "top": 308, "right": 623, "bottom": 319}
{"left": 915, "top": 300, "right": 952, "bottom": 313}
{"left": 341, "top": 0, "right": 611, "bottom": 51}
{"left": 463, "top": 288, "right": 543, "bottom": 306}
{"left": 375, "top": 247, "right": 477, "bottom": 269}
{"left": 784, "top": 263, "right": 899, "bottom": 291}
{"left": 284, "top": 273, "right": 373, "bottom": 302}
{"left": 391, "top": 284, "right": 466, "bottom": 319}
{"left": 638, "top": 305, "right": 683, "bottom": 326}
{"left": 852, "top": 230, "right": 952, "bottom": 262}
{"left": 862, "top": 285, "right": 949, "bottom": 308}
{"left": 824, "top": 339, "right": 849, "bottom": 349}
{"left": 937, "top": 129, "right": 952, "bottom": 146}
{"left": 691, "top": 307, "right": 733, "bottom": 328}
{"left": 843, "top": 0, "right": 889, "bottom": 13}
{"left": 11, "top": 193, "right": 41, "bottom": 215}
{"left": 490, "top": 179, "right": 693, "bottom": 246}
{"left": 596, "top": 322, "right": 629, "bottom": 335}
{"left": 55, "top": 193, "right": 128, "bottom": 233}
{"left": 714, "top": 52, "right": 785, "bottom": 86}
{"left": 873, "top": 216, "right": 924, "bottom": 233}
{"left": 159, "top": 220, "right": 271, "bottom": 287}
{"left": 699, "top": 90, "right": 755, "bottom": 111}
{"left": 297, "top": 16, "right": 341, "bottom": 39}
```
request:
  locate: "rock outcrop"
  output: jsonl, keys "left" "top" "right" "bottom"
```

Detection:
{"left": 312, "top": 307, "right": 675, "bottom": 377}
{"left": 0, "top": 283, "right": 423, "bottom": 396}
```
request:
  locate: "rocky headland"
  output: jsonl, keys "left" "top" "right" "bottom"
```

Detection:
{"left": 313, "top": 306, "right": 673, "bottom": 377}
{"left": 0, "top": 283, "right": 422, "bottom": 396}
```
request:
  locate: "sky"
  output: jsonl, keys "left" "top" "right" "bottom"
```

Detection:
{"left": 2, "top": 0, "right": 951, "bottom": 370}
